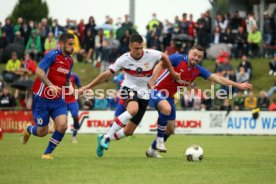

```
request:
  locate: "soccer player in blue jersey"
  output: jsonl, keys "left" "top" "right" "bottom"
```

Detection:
{"left": 146, "top": 44, "right": 252, "bottom": 158}
{"left": 65, "top": 72, "right": 81, "bottom": 143}
{"left": 21, "top": 33, "right": 75, "bottom": 159}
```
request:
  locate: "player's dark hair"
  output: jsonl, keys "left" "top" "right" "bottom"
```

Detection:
{"left": 59, "top": 33, "right": 74, "bottom": 43}
{"left": 130, "top": 34, "right": 143, "bottom": 44}
{"left": 191, "top": 44, "right": 204, "bottom": 52}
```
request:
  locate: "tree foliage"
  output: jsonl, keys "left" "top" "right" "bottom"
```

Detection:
{"left": 10, "top": 0, "right": 49, "bottom": 23}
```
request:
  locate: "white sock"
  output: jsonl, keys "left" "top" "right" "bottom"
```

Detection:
{"left": 106, "top": 111, "right": 132, "bottom": 138}
{"left": 156, "top": 136, "right": 164, "bottom": 143}
{"left": 110, "top": 129, "right": 126, "bottom": 140}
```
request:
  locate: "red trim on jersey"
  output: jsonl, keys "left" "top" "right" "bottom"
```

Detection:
{"left": 123, "top": 68, "right": 153, "bottom": 77}
{"left": 115, "top": 117, "right": 125, "bottom": 127}
{"left": 114, "top": 133, "right": 119, "bottom": 140}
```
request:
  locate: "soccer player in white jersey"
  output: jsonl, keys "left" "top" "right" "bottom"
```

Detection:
{"left": 78, "top": 34, "right": 180, "bottom": 157}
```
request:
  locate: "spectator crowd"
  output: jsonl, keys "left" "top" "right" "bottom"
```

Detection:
{"left": 0, "top": 9, "right": 276, "bottom": 111}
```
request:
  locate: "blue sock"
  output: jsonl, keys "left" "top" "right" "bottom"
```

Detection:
{"left": 44, "top": 130, "right": 64, "bottom": 154}
{"left": 27, "top": 125, "right": 38, "bottom": 136}
{"left": 151, "top": 114, "right": 169, "bottom": 149}
{"left": 72, "top": 129, "right": 77, "bottom": 137}
{"left": 157, "top": 116, "right": 168, "bottom": 138}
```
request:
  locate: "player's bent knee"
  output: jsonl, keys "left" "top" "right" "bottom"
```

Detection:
{"left": 37, "top": 127, "right": 48, "bottom": 137}
{"left": 57, "top": 124, "right": 68, "bottom": 133}
{"left": 127, "top": 108, "right": 138, "bottom": 116}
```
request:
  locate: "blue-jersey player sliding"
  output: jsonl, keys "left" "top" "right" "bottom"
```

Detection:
{"left": 146, "top": 44, "right": 252, "bottom": 157}
{"left": 21, "top": 33, "right": 75, "bottom": 160}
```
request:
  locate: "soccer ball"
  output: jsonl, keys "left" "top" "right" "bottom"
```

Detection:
{"left": 185, "top": 145, "right": 204, "bottom": 161}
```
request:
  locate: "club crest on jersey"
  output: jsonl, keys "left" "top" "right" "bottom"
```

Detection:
{"left": 144, "top": 62, "right": 150, "bottom": 70}
{"left": 57, "top": 67, "right": 70, "bottom": 74}
{"left": 136, "top": 67, "right": 143, "bottom": 74}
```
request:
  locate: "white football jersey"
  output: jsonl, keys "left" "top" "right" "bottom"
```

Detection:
{"left": 109, "top": 49, "right": 162, "bottom": 99}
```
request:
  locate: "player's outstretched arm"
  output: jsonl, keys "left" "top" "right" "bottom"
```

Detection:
{"left": 36, "top": 67, "right": 54, "bottom": 87}
{"left": 207, "top": 73, "right": 253, "bottom": 90}
{"left": 161, "top": 53, "right": 180, "bottom": 81}
{"left": 36, "top": 67, "right": 61, "bottom": 96}
{"left": 148, "top": 62, "right": 165, "bottom": 89}
{"left": 78, "top": 70, "right": 113, "bottom": 94}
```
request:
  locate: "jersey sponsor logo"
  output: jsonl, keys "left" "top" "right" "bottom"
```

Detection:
{"left": 57, "top": 67, "right": 70, "bottom": 74}
{"left": 177, "top": 79, "right": 191, "bottom": 85}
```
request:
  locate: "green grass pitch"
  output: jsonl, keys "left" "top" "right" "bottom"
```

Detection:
{"left": 1, "top": 134, "right": 276, "bottom": 184}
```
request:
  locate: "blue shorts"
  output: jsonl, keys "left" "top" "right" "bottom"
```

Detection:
{"left": 32, "top": 95, "right": 67, "bottom": 127}
{"left": 114, "top": 103, "right": 126, "bottom": 117}
{"left": 67, "top": 101, "right": 79, "bottom": 118}
{"left": 149, "top": 90, "right": 176, "bottom": 120}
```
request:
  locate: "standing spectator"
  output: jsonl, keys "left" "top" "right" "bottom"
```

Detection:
{"left": 26, "top": 30, "right": 42, "bottom": 61}
{"left": 85, "top": 16, "right": 97, "bottom": 37}
{"left": 245, "top": 12, "right": 257, "bottom": 33}
{"left": 247, "top": 25, "right": 261, "bottom": 57}
{"left": 3, "top": 17, "right": 14, "bottom": 43}
{"left": 2, "top": 52, "right": 21, "bottom": 83}
{"left": 122, "top": 14, "right": 133, "bottom": 28}
{"left": 78, "top": 19, "right": 86, "bottom": 44}
{"left": 119, "top": 29, "right": 130, "bottom": 54}
{"left": 13, "top": 31, "right": 25, "bottom": 46}
{"left": 179, "top": 13, "right": 189, "bottom": 34}
{"left": 0, "top": 87, "right": 16, "bottom": 108}
{"left": 238, "top": 55, "right": 252, "bottom": 77}
{"left": 94, "top": 29, "right": 107, "bottom": 65}
{"left": 196, "top": 13, "right": 208, "bottom": 48}
{"left": 229, "top": 11, "right": 242, "bottom": 34}
{"left": 257, "top": 91, "right": 270, "bottom": 110}
{"left": 82, "top": 28, "right": 95, "bottom": 63}
{"left": 44, "top": 32, "right": 57, "bottom": 54}
{"left": 0, "top": 31, "right": 8, "bottom": 62}
{"left": 233, "top": 26, "right": 248, "bottom": 58}
{"left": 14, "top": 17, "right": 23, "bottom": 34}
{"left": 148, "top": 31, "right": 162, "bottom": 50}
{"left": 267, "top": 80, "right": 276, "bottom": 98}
{"left": 268, "top": 54, "right": 276, "bottom": 76}
{"left": 50, "top": 19, "right": 64, "bottom": 39}
{"left": 234, "top": 90, "right": 245, "bottom": 110}
{"left": 148, "top": 13, "right": 162, "bottom": 32}
{"left": 20, "top": 21, "right": 31, "bottom": 46}
{"left": 244, "top": 91, "right": 257, "bottom": 110}
{"left": 214, "top": 14, "right": 228, "bottom": 33}
{"left": 188, "top": 14, "right": 196, "bottom": 39}
{"left": 40, "top": 18, "right": 50, "bottom": 52}
{"left": 204, "top": 10, "right": 212, "bottom": 45}
{"left": 268, "top": 98, "right": 276, "bottom": 111}
{"left": 263, "top": 12, "right": 273, "bottom": 46}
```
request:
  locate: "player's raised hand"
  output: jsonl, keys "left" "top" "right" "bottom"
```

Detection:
{"left": 147, "top": 80, "right": 155, "bottom": 90}
{"left": 237, "top": 82, "right": 253, "bottom": 90}
{"left": 171, "top": 72, "right": 181, "bottom": 81}
{"left": 77, "top": 85, "right": 89, "bottom": 96}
